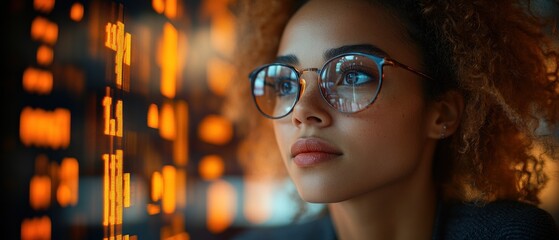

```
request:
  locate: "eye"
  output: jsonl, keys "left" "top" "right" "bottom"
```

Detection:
{"left": 276, "top": 79, "right": 299, "bottom": 96}
{"left": 342, "top": 71, "right": 373, "bottom": 85}
{"left": 331, "top": 58, "right": 379, "bottom": 87}
{"left": 337, "top": 65, "right": 377, "bottom": 86}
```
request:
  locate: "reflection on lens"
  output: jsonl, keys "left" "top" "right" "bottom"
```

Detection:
{"left": 320, "top": 54, "right": 381, "bottom": 113}
{"left": 251, "top": 53, "right": 384, "bottom": 118}
{"left": 253, "top": 65, "right": 299, "bottom": 118}
{"left": 252, "top": 71, "right": 266, "bottom": 96}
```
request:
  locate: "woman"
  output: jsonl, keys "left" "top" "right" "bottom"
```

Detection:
{"left": 225, "top": 0, "right": 559, "bottom": 239}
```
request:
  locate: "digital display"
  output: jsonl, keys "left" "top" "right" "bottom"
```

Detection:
{"left": 3, "top": 0, "right": 318, "bottom": 239}
{"left": 2, "top": 0, "right": 559, "bottom": 240}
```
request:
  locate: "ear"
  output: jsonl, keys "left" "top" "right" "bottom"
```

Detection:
{"left": 427, "top": 90, "right": 464, "bottom": 140}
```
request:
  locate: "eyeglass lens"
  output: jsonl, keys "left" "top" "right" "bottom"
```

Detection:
{"left": 251, "top": 54, "right": 382, "bottom": 119}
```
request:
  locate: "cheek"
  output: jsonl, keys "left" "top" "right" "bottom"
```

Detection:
{"left": 345, "top": 96, "right": 429, "bottom": 169}
{"left": 342, "top": 114, "right": 427, "bottom": 198}
{"left": 273, "top": 120, "right": 293, "bottom": 162}
{"left": 367, "top": 82, "right": 429, "bottom": 143}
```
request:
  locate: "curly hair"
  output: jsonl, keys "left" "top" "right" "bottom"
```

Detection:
{"left": 224, "top": 0, "right": 559, "bottom": 206}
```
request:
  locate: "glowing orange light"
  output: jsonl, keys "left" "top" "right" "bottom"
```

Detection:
{"left": 124, "top": 173, "right": 130, "bottom": 207}
{"left": 102, "top": 90, "right": 123, "bottom": 137}
{"left": 21, "top": 216, "right": 51, "bottom": 240}
{"left": 37, "top": 45, "right": 53, "bottom": 65}
{"left": 146, "top": 203, "right": 161, "bottom": 215}
{"left": 105, "top": 23, "right": 117, "bottom": 50}
{"left": 20, "top": 107, "right": 71, "bottom": 149}
{"left": 207, "top": 57, "right": 234, "bottom": 96}
{"left": 116, "top": 151, "right": 123, "bottom": 225}
{"left": 147, "top": 103, "right": 159, "bottom": 128}
{"left": 31, "top": 17, "right": 48, "bottom": 39}
{"left": 116, "top": 100, "right": 123, "bottom": 137}
{"left": 198, "top": 115, "right": 232, "bottom": 145}
{"left": 162, "top": 165, "right": 177, "bottom": 214}
{"left": 29, "top": 175, "right": 51, "bottom": 210}
{"left": 43, "top": 24, "right": 58, "bottom": 45}
{"left": 58, "top": 157, "right": 79, "bottom": 207}
{"left": 102, "top": 94, "right": 112, "bottom": 135}
{"left": 202, "top": 0, "right": 229, "bottom": 16}
{"left": 173, "top": 101, "right": 188, "bottom": 166}
{"left": 199, "top": 155, "right": 225, "bottom": 180}
{"left": 207, "top": 179, "right": 236, "bottom": 233}
{"left": 105, "top": 21, "right": 131, "bottom": 88}
{"left": 160, "top": 23, "right": 178, "bottom": 98}
{"left": 23, "top": 67, "right": 53, "bottom": 94}
{"left": 70, "top": 3, "right": 84, "bottom": 22}
{"left": 34, "top": 0, "right": 54, "bottom": 13}
{"left": 31, "top": 17, "right": 58, "bottom": 45}
{"left": 160, "top": 102, "right": 176, "bottom": 140}
{"left": 151, "top": 171, "right": 163, "bottom": 201}
{"left": 103, "top": 154, "right": 109, "bottom": 227}
{"left": 57, "top": 185, "right": 72, "bottom": 207}
{"left": 165, "top": 0, "right": 177, "bottom": 19}
{"left": 103, "top": 150, "right": 129, "bottom": 237}
{"left": 102, "top": 15, "right": 133, "bottom": 240}
{"left": 152, "top": 0, "right": 164, "bottom": 14}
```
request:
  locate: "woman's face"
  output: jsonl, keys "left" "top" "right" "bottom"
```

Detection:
{"left": 274, "top": 0, "right": 440, "bottom": 203}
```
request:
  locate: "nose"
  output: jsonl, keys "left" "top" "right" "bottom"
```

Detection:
{"left": 290, "top": 71, "right": 332, "bottom": 127}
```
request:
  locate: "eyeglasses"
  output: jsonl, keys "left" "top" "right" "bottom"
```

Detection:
{"left": 249, "top": 52, "right": 433, "bottom": 119}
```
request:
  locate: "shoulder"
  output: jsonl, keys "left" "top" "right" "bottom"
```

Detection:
{"left": 231, "top": 215, "right": 336, "bottom": 240}
{"left": 440, "top": 200, "right": 559, "bottom": 240}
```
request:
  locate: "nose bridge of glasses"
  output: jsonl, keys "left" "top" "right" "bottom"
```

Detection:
{"left": 298, "top": 67, "right": 320, "bottom": 95}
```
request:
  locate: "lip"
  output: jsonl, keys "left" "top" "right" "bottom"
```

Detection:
{"left": 290, "top": 138, "right": 342, "bottom": 167}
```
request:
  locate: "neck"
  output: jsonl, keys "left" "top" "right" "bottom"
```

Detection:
{"left": 328, "top": 167, "right": 438, "bottom": 240}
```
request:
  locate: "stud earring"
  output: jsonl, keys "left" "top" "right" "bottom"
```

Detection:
{"left": 440, "top": 124, "right": 448, "bottom": 139}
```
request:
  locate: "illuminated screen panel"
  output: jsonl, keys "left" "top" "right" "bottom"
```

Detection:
{"left": 3, "top": 0, "right": 328, "bottom": 239}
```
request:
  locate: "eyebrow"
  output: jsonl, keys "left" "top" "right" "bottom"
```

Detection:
{"left": 324, "top": 44, "right": 388, "bottom": 60}
{"left": 274, "top": 44, "right": 389, "bottom": 66}
{"left": 273, "top": 55, "right": 299, "bottom": 65}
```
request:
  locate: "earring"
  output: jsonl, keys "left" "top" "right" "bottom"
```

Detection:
{"left": 440, "top": 124, "right": 448, "bottom": 139}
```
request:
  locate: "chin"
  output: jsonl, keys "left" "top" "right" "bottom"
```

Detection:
{"left": 296, "top": 184, "right": 350, "bottom": 203}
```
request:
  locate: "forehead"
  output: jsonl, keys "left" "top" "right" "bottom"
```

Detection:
{"left": 277, "top": 0, "right": 418, "bottom": 67}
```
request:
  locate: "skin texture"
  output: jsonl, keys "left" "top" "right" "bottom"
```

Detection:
{"left": 231, "top": 0, "right": 559, "bottom": 208}
{"left": 229, "top": 0, "right": 559, "bottom": 236}
{"left": 272, "top": 0, "right": 463, "bottom": 239}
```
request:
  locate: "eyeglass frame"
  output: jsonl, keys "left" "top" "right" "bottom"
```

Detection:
{"left": 249, "top": 52, "right": 434, "bottom": 119}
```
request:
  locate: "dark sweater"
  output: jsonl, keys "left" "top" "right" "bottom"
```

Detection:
{"left": 232, "top": 200, "right": 559, "bottom": 240}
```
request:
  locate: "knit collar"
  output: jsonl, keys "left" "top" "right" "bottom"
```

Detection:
{"left": 323, "top": 198, "right": 445, "bottom": 240}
